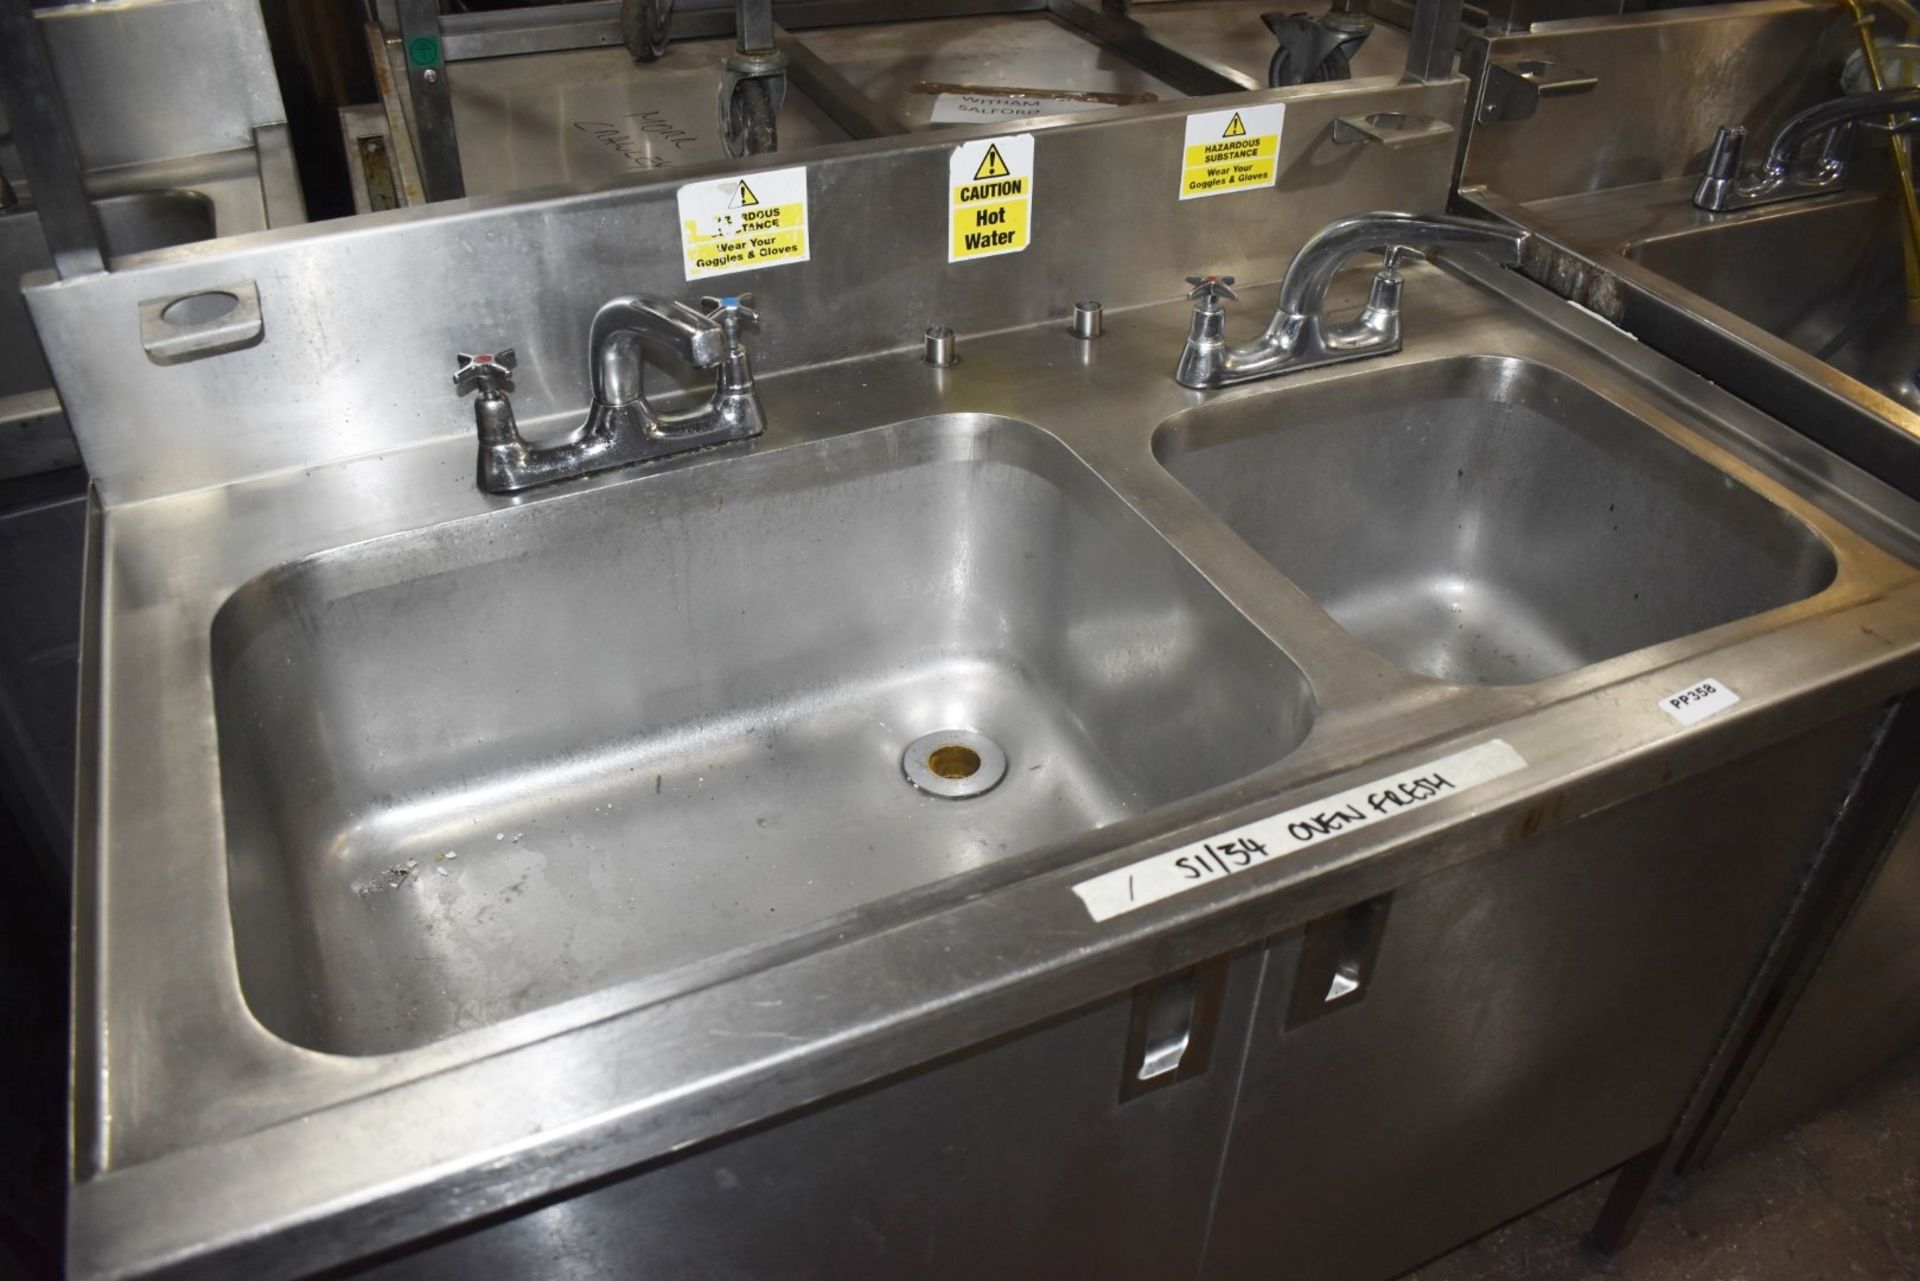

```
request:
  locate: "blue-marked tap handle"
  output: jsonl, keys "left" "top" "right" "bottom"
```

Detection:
{"left": 700, "top": 293, "right": 759, "bottom": 326}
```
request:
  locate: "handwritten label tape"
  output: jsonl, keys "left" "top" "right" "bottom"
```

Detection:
{"left": 1072, "top": 739, "right": 1527, "bottom": 923}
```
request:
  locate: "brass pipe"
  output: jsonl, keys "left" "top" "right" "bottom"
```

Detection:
{"left": 1844, "top": 0, "right": 1920, "bottom": 315}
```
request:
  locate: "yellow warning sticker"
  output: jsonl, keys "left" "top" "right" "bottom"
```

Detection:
{"left": 949, "top": 133, "right": 1034, "bottom": 263}
{"left": 677, "top": 165, "right": 810, "bottom": 280}
{"left": 1179, "top": 103, "right": 1285, "bottom": 200}
{"left": 973, "top": 145, "right": 1011, "bottom": 180}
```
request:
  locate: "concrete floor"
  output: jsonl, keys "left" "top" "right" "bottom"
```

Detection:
{"left": 1410, "top": 1044, "right": 1920, "bottom": 1281}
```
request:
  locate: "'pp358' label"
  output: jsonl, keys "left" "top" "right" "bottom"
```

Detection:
{"left": 1658, "top": 678, "right": 1740, "bottom": 726}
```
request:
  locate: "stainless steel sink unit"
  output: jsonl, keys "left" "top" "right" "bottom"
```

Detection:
{"left": 1455, "top": 1, "right": 1920, "bottom": 494}
{"left": 1626, "top": 192, "right": 1920, "bottom": 413}
{"left": 1157, "top": 356, "right": 1836, "bottom": 685}
{"left": 0, "top": 188, "right": 230, "bottom": 483}
{"left": 1174, "top": 212, "right": 1527, "bottom": 388}
{"left": 0, "top": 190, "right": 219, "bottom": 478}
{"left": 0, "top": 192, "right": 215, "bottom": 397}
{"left": 1691, "top": 86, "right": 1920, "bottom": 212}
{"left": 215, "top": 415, "right": 1309, "bottom": 1055}
{"left": 1453, "top": 1, "right": 1920, "bottom": 1259}
{"left": 1, "top": 0, "right": 304, "bottom": 480}
{"left": 33, "top": 62, "right": 1920, "bottom": 1281}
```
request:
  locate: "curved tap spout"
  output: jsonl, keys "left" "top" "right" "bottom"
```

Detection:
{"left": 1694, "top": 87, "right": 1920, "bottom": 211}
{"left": 458, "top": 292, "right": 766, "bottom": 494}
{"left": 1270, "top": 212, "right": 1526, "bottom": 338}
{"left": 1177, "top": 212, "right": 1526, "bottom": 390}
{"left": 590, "top": 295, "right": 728, "bottom": 407}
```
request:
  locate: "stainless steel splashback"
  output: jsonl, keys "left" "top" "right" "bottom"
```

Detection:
{"left": 1458, "top": 0, "right": 1853, "bottom": 204}
{"left": 25, "top": 75, "right": 1466, "bottom": 505}
{"left": 38, "top": 0, "right": 288, "bottom": 172}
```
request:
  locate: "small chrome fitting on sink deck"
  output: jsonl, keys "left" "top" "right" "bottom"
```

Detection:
{"left": 924, "top": 325, "right": 957, "bottom": 367}
{"left": 1174, "top": 211, "right": 1526, "bottom": 390}
{"left": 456, "top": 292, "right": 766, "bottom": 494}
{"left": 1071, "top": 301, "right": 1104, "bottom": 340}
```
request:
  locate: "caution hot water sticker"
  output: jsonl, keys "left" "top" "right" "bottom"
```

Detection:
{"left": 1179, "top": 104, "right": 1285, "bottom": 200}
{"left": 677, "top": 165, "right": 810, "bottom": 281}
{"left": 949, "top": 133, "right": 1034, "bottom": 262}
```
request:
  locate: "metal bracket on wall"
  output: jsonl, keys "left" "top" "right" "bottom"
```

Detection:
{"left": 1477, "top": 56, "right": 1597, "bottom": 123}
{"left": 138, "top": 281, "right": 265, "bottom": 365}
{"left": 1333, "top": 110, "right": 1455, "bottom": 149}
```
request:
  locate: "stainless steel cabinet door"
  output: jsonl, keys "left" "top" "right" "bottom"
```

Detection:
{"left": 359, "top": 954, "right": 1261, "bottom": 1281}
{"left": 1201, "top": 714, "right": 1877, "bottom": 1281}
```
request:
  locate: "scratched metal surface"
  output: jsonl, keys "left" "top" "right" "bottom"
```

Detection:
{"left": 449, "top": 41, "right": 851, "bottom": 195}
{"left": 794, "top": 13, "right": 1186, "bottom": 129}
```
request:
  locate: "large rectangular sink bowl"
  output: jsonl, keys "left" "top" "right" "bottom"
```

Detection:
{"left": 212, "top": 414, "right": 1313, "bottom": 1056}
{"left": 1624, "top": 194, "right": 1920, "bottom": 414}
{"left": 1156, "top": 357, "right": 1836, "bottom": 686}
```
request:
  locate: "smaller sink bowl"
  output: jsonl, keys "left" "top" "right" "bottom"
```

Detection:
{"left": 1625, "top": 194, "right": 1920, "bottom": 412}
{"left": 213, "top": 414, "right": 1313, "bottom": 1056}
{"left": 1157, "top": 356, "right": 1836, "bottom": 686}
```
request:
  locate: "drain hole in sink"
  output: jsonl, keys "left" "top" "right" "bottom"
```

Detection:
{"left": 904, "top": 730, "right": 1007, "bottom": 799}
{"left": 928, "top": 744, "right": 981, "bottom": 779}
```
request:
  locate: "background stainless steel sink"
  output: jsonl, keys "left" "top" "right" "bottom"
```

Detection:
{"left": 0, "top": 190, "right": 215, "bottom": 398}
{"left": 1624, "top": 194, "right": 1920, "bottom": 415}
{"left": 211, "top": 413, "right": 1314, "bottom": 1056}
{"left": 1156, "top": 356, "right": 1837, "bottom": 685}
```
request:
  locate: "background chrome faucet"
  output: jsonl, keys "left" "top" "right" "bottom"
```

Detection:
{"left": 456, "top": 293, "right": 766, "bottom": 494}
{"left": 1175, "top": 211, "right": 1527, "bottom": 390}
{"left": 1693, "top": 87, "right": 1920, "bottom": 212}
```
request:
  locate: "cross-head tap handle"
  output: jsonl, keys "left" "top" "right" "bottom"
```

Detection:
{"left": 1185, "top": 274, "right": 1240, "bottom": 309}
{"left": 454, "top": 348, "right": 517, "bottom": 396}
{"left": 699, "top": 293, "right": 759, "bottom": 326}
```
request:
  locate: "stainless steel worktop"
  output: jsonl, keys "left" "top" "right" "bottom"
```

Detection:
{"left": 67, "top": 242, "right": 1920, "bottom": 1278}
{"left": 1439, "top": 4, "right": 1920, "bottom": 1260}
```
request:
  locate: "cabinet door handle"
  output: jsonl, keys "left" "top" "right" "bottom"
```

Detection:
{"left": 1285, "top": 894, "right": 1391, "bottom": 1029}
{"left": 1121, "top": 956, "right": 1229, "bottom": 1101}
